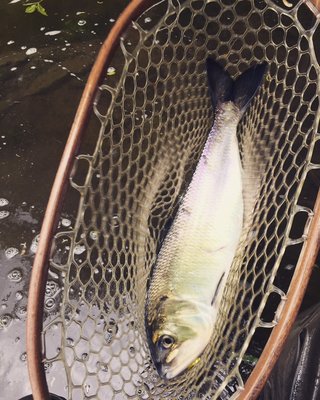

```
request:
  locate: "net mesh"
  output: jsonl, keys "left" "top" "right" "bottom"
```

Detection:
{"left": 44, "top": 0, "right": 320, "bottom": 398}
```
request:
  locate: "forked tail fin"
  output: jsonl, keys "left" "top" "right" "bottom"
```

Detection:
{"left": 206, "top": 58, "right": 267, "bottom": 114}
{"left": 206, "top": 58, "right": 269, "bottom": 246}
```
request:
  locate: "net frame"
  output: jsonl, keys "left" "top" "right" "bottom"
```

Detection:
{"left": 26, "top": 0, "right": 320, "bottom": 399}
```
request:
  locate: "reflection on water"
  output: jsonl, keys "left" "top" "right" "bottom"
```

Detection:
{"left": 0, "top": 1, "right": 128, "bottom": 398}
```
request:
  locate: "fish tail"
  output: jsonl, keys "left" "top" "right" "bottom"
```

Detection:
{"left": 206, "top": 58, "right": 267, "bottom": 114}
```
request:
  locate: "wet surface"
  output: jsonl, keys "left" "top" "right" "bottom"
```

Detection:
{"left": 0, "top": 1, "right": 128, "bottom": 398}
{"left": 1, "top": 1, "right": 320, "bottom": 399}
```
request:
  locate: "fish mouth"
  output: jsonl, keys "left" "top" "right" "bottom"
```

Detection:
{"left": 155, "top": 362, "right": 176, "bottom": 380}
{"left": 156, "top": 362, "right": 186, "bottom": 380}
{"left": 151, "top": 347, "right": 174, "bottom": 380}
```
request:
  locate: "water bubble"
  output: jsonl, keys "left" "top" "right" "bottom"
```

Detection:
{"left": 44, "top": 362, "right": 52, "bottom": 372}
{"left": 0, "top": 211, "right": 10, "bottom": 219}
{"left": 0, "top": 314, "right": 13, "bottom": 329}
{"left": 8, "top": 269, "right": 22, "bottom": 282}
{"left": 5, "top": 248, "right": 19, "bottom": 259}
{"left": 0, "top": 198, "right": 9, "bottom": 207}
{"left": 61, "top": 218, "right": 71, "bottom": 227}
{"left": 137, "top": 388, "right": 149, "bottom": 399}
{"left": 74, "top": 244, "right": 86, "bottom": 255}
{"left": 81, "top": 352, "right": 89, "bottom": 361}
{"left": 15, "top": 305, "right": 27, "bottom": 317}
{"left": 21, "top": 46, "right": 26, "bottom": 50}
{"left": 78, "top": 20, "right": 86, "bottom": 26}
{"left": 104, "top": 332, "right": 113, "bottom": 344}
{"left": 84, "top": 384, "right": 91, "bottom": 394}
{"left": 99, "top": 362, "right": 108, "bottom": 372}
{"left": 45, "top": 30, "right": 62, "bottom": 36}
{"left": 20, "top": 352, "right": 27, "bottom": 362}
{"left": 26, "top": 48, "right": 37, "bottom": 55}
{"left": 66, "top": 337, "right": 74, "bottom": 346}
{"left": 7, "top": 40, "right": 15, "bottom": 45}
{"left": 144, "top": 17, "right": 152, "bottom": 23}
{"left": 285, "top": 264, "right": 295, "bottom": 270}
{"left": 129, "top": 346, "right": 136, "bottom": 355}
{"left": 107, "top": 66, "right": 116, "bottom": 76}
{"left": 15, "top": 291, "right": 23, "bottom": 300}
{"left": 45, "top": 280, "right": 59, "bottom": 297}
{"left": 282, "top": 0, "right": 293, "bottom": 7}
{"left": 111, "top": 215, "right": 120, "bottom": 227}
{"left": 109, "top": 18, "right": 115, "bottom": 22}
{"left": 89, "top": 230, "right": 98, "bottom": 240}
{"left": 30, "top": 234, "right": 40, "bottom": 254}
{"left": 15, "top": 337, "right": 20, "bottom": 343}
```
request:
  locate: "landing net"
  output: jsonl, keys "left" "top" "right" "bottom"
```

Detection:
{"left": 41, "top": 0, "right": 320, "bottom": 398}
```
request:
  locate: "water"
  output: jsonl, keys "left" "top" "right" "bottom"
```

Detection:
{"left": 0, "top": 1, "right": 129, "bottom": 398}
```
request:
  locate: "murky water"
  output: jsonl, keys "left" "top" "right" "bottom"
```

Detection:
{"left": 0, "top": 1, "right": 128, "bottom": 398}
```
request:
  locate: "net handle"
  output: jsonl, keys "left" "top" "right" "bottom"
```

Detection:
{"left": 237, "top": 3, "right": 320, "bottom": 398}
{"left": 26, "top": 1, "right": 155, "bottom": 399}
{"left": 26, "top": 0, "right": 320, "bottom": 399}
{"left": 238, "top": 189, "right": 320, "bottom": 399}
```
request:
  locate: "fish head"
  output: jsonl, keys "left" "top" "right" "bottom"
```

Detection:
{"left": 147, "top": 296, "right": 214, "bottom": 380}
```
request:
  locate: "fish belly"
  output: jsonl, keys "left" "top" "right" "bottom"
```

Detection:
{"left": 155, "top": 107, "right": 243, "bottom": 306}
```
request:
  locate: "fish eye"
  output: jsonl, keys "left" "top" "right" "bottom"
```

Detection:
{"left": 159, "top": 335, "right": 175, "bottom": 349}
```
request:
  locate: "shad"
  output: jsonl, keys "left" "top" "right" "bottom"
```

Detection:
{"left": 146, "top": 59, "right": 267, "bottom": 380}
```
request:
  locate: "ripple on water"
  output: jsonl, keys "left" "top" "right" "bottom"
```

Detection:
{"left": 5, "top": 247, "right": 19, "bottom": 259}
{"left": 45, "top": 280, "right": 59, "bottom": 297}
{"left": 8, "top": 268, "right": 23, "bottom": 282}
{"left": 44, "top": 297, "right": 56, "bottom": 311}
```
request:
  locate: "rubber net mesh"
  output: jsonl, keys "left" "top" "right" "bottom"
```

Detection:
{"left": 43, "top": 0, "right": 320, "bottom": 398}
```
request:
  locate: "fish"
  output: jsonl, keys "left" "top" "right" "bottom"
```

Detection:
{"left": 145, "top": 59, "right": 267, "bottom": 380}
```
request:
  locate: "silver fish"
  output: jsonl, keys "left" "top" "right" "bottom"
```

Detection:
{"left": 146, "top": 59, "right": 267, "bottom": 380}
